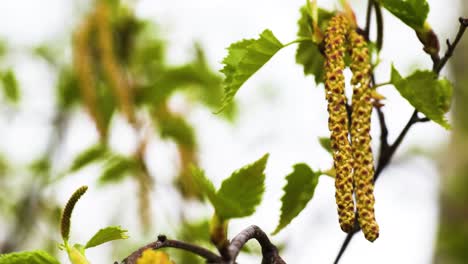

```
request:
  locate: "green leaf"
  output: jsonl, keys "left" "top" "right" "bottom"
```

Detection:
{"left": 1, "top": 70, "right": 20, "bottom": 103}
{"left": 158, "top": 114, "right": 196, "bottom": 148}
{"left": 70, "top": 144, "right": 108, "bottom": 172}
{"left": 66, "top": 244, "right": 89, "bottom": 264}
{"left": 216, "top": 153, "right": 269, "bottom": 219}
{"left": 85, "top": 226, "right": 129, "bottom": 249}
{"left": 273, "top": 163, "right": 320, "bottom": 235}
{"left": 390, "top": 66, "right": 452, "bottom": 128}
{"left": 0, "top": 250, "right": 60, "bottom": 264}
{"left": 56, "top": 68, "right": 80, "bottom": 109}
{"left": 191, "top": 167, "right": 218, "bottom": 205}
{"left": 192, "top": 154, "right": 269, "bottom": 220}
{"left": 378, "top": 0, "right": 429, "bottom": 30}
{"left": 220, "top": 30, "right": 283, "bottom": 109}
{"left": 98, "top": 155, "right": 138, "bottom": 184}
{"left": 295, "top": 6, "right": 334, "bottom": 84}
{"left": 318, "top": 137, "right": 332, "bottom": 154}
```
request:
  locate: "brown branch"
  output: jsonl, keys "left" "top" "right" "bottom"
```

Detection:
{"left": 228, "top": 225, "right": 285, "bottom": 264}
{"left": 121, "top": 235, "right": 222, "bottom": 264}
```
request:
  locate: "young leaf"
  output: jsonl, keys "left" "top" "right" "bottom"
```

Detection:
{"left": 1, "top": 69, "right": 20, "bottom": 103}
{"left": 98, "top": 155, "right": 138, "bottom": 184}
{"left": 318, "top": 137, "right": 332, "bottom": 154}
{"left": 66, "top": 244, "right": 90, "bottom": 264}
{"left": 85, "top": 226, "right": 129, "bottom": 249}
{"left": 158, "top": 114, "right": 196, "bottom": 148}
{"left": 390, "top": 66, "right": 452, "bottom": 128}
{"left": 0, "top": 250, "right": 60, "bottom": 264}
{"left": 61, "top": 186, "right": 88, "bottom": 242}
{"left": 295, "top": 6, "right": 334, "bottom": 84}
{"left": 220, "top": 30, "right": 283, "bottom": 109}
{"left": 70, "top": 144, "right": 108, "bottom": 172}
{"left": 215, "top": 153, "right": 269, "bottom": 219}
{"left": 273, "top": 164, "right": 320, "bottom": 235}
{"left": 378, "top": 0, "right": 429, "bottom": 30}
{"left": 192, "top": 154, "right": 269, "bottom": 220}
{"left": 191, "top": 167, "right": 218, "bottom": 206}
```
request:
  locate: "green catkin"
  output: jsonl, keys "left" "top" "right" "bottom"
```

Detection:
{"left": 348, "top": 30, "right": 379, "bottom": 242}
{"left": 60, "top": 186, "right": 88, "bottom": 242}
{"left": 324, "top": 15, "right": 355, "bottom": 233}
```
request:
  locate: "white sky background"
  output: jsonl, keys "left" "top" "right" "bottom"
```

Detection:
{"left": 0, "top": 0, "right": 463, "bottom": 263}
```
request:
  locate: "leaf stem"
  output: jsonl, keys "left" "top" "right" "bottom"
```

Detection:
{"left": 283, "top": 37, "right": 312, "bottom": 47}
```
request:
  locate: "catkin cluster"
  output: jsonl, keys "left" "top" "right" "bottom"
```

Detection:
{"left": 323, "top": 14, "right": 379, "bottom": 241}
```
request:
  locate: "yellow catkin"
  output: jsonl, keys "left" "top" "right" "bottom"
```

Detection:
{"left": 348, "top": 30, "right": 379, "bottom": 242}
{"left": 95, "top": 2, "right": 136, "bottom": 124}
{"left": 73, "top": 18, "right": 107, "bottom": 140}
{"left": 323, "top": 14, "right": 355, "bottom": 233}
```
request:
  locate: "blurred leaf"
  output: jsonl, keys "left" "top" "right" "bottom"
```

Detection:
{"left": 0, "top": 41, "right": 6, "bottom": 58}
{"left": 318, "top": 137, "right": 332, "bottom": 154}
{"left": 70, "top": 144, "right": 108, "bottom": 172}
{"left": 273, "top": 163, "right": 320, "bottom": 234}
{"left": 85, "top": 226, "right": 129, "bottom": 249}
{"left": 112, "top": 11, "right": 144, "bottom": 64}
{"left": 158, "top": 114, "right": 196, "bottom": 148}
{"left": 99, "top": 154, "right": 138, "bottom": 184}
{"left": 390, "top": 65, "right": 452, "bottom": 128}
{"left": 137, "top": 250, "right": 175, "bottom": 264}
{"left": 295, "top": 6, "right": 334, "bottom": 84}
{"left": 175, "top": 219, "right": 211, "bottom": 264}
{"left": 56, "top": 68, "right": 80, "bottom": 109}
{"left": 220, "top": 30, "right": 284, "bottom": 110}
{"left": 131, "top": 24, "right": 165, "bottom": 78}
{"left": 29, "top": 158, "right": 51, "bottom": 175}
{"left": 0, "top": 250, "right": 60, "bottom": 264}
{"left": 96, "top": 82, "right": 117, "bottom": 134}
{"left": 377, "top": 0, "right": 429, "bottom": 30}
{"left": 179, "top": 220, "right": 210, "bottom": 243}
{"left": 1, "top": 69, "right": 20, "bottom": 103}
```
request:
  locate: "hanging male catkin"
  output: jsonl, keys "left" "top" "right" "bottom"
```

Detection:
{"left": 348, "top": 30, "right": 379, "bottom": 242}
{"left": 323, "top": 15, "right": 355, "bottom": 233}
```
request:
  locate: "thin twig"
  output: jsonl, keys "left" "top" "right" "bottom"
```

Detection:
{"left": 434, "top": 17, "right": 468, "bottom": 74}
{"left": 228, "top": 225, "right": 285, "bottom": 264}
{"left": 364, "top": 0, "right": 373, "bottom": 40}
{"left": 121, "top": 235, "right": 222, "bottom": 264}
{"left": 373, "top": 1, "right": 383, "bottom": 50}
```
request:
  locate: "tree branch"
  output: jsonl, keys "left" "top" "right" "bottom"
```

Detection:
{"left": 121, "top": 235, "right": 222, "bottom": 264}
{"left": 228, "top": 225, "right": 285, "bottom": 264}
